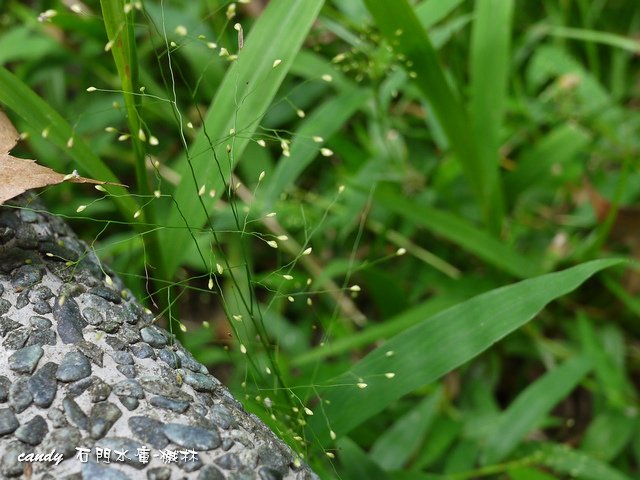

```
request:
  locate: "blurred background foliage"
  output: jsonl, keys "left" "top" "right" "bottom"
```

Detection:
{"left": 1, "top": 0, "right": 640, "bottom": 478}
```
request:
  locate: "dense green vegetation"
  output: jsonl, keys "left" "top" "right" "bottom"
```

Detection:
{"left": 2, "top": 0, "right": 640, "bottom": 478}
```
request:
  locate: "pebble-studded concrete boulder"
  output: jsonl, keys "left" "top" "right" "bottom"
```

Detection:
{"left": 0, "top": 197, "right": 317, "bottom": 480}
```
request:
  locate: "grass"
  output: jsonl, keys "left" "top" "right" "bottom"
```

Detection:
{"left": 2, "top": 0, "right": 640, "bottom": 478}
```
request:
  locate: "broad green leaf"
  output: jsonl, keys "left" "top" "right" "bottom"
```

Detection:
{"left": 370, "top": 387, "right": 443, "bottom": 470}
{"left": 469, "top": 0, "right": 513, "bottom": 231}
{"left": 306, "top": 259, "right": 624, "bottom": 444}
{"left": 159, "top": 0, "right": 324, "bottom": 277}
{"left": 482, "top": 356, "right": 592, "bottom": 465}
{"left": 376, "top": 187, "right": 539, "bottom": 278}
{"left": 293, "top": 296, "right": 455, "bottom": 366}
{"left": 0, "top": 66, "right": 136, "bottom": 216}
{"left": 363, "top": 0, "right": 495, "bottom": 227}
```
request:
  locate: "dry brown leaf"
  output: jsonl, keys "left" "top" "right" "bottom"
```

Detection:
{"left": 0, "top": 110, "right": 115, "bottom": 205}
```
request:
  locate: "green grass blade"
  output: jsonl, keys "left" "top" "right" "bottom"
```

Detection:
{"left": 337, "top": 437, "right": 394, "bottom": 480}
{"left": 369, "top": 387, "right": 443, "bottom": 470}
{"left": 543, "top": 25, "right": 640, "bottom": 54}
{"left": 469, "top": 0, "right": 514, "bottom": 231}
{"left": 376, "top": 187, "right": 539, "bottom": 278}
{"left": 261, "top": 87, "right": 371, "bottom": 208}
{"left": 100, "top": 0, "right": 148, "bottom": 196}
{"left": 0, "top": 66, "right": 136, "bottom": 216}
{"left": 505, "top": 124, "right": 591, "bottom": 202}
{"left": 415, "top": 0, "right": 467, "bottom": 30}
{"left": 527, "top": 442, "right": 632, "bottom": 480}
{"left": 363, "top": 0, "right": 494, "bottom": 226}
{"left": 159, "top": 0, "right": 324, "bottom": 277}
{"left": 482, "top": 356, "right": 592, "bottom": 465}
{"left": 306, "top": 259, "right": 624, "bottom": 444}
{"left": 580, "top": 409, "right": 636, "bottom": 462}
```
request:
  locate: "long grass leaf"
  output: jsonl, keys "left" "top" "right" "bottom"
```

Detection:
{"left": 305, "top": 259, "right": 624, "bottom": 444}
{"left": 0, "top": 66, "right": 136, "bottom": 216}
{"left": 159, "top": 0, "right": 324, "bottom": 276}
{"left": 469, "top": 0, "right": 514, "bottom": 230}
{"left": 376, "top": 187, "right": 539, "bottom": 278}
{"left": 482, "top": 356, "right": 592, "bottom": 464}
{"left": 363, "top": 0, "right": 495, "bottom": 226}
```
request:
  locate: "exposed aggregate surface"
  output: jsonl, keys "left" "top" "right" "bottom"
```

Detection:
{"left": 0, "top": 197, "right": 318, "bottom": 480}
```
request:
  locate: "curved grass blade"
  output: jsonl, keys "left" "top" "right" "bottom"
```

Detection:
{"left": 363, "top": 0, "right": 495, "bottom": 228}
{"left": 306, "top": 259, "right": 624, "bottom": 444}
{"left": 159, "top": 0, "right": 324, "bottom": 277}
{"left": 0, "top": 66, "right": 136, "bottom": 216}
{"left": 482, "top": 356, "right": 592, "bottom": 465}
{"left": 376, "top": 187, "right": 539, "bottom": 278}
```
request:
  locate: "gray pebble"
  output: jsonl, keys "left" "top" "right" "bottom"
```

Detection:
{"left": 14, "top": 414, "right": 48, "bottom": 445}
{"left": 128, "top": 416, "right": 169, "bottom": 449}
{"left": 41, "top": 426, "right": 81, "bottom": 457}
{"left": 197, "top": 465, "right": 225, "bottom": 480}
{"left": 57, "top": 351, "right": 92, "bottom": 382}
{"left": 259, "top": 467, "right": 284, "bottom": 480}
{"left": 113, "top": 379, "right": 144, "bottom": 399}
{"left": 14, "top": 290, "right": 29, "bottom": 309}
{"left": 0, "top": 316, "right": 20, "bottom": 337}
{"left": 1, "top": 441, "right": 32, "bottom": 477}
{"left": 150, "top": 396, "right": 189, "bottom": 413}
{"left": 0, "top": 299, "right": 10, "bottom": 316}
{"left": 11, "top": 264, "right": 43, "bottom": 289}
{"left": 157, "top": 348, "right": 179, "bottom": 368}
{"left": 139, "top": 376, "right": 192, "bottom": 402}
{"left": 9, "top": 344, "right": 44, "bottom": 374}
{"left": 62, "top": 396, "right": 88, "bottom": 430}
{"left": 116, "top": 364, "right": 137, "bottom": 378}
{"left": 131, "top": 343, "right": 155, "bottom": 359}
{"left": 163, "top": 423, "right": 221, "bottom": 450}
{"left": 89, "top": 401, "right": 122, "bottom": 439}
{"left": 0, "top": 409, "right": 19, "bottom": 435}
{"left": 75, "top": 340, "right": 104, "bottom": 367}
{"left": 67, "top": 376, "right": 94, "bottom": 397}
{"left": 182, "top": 370, "right": 219, "bottom": 392}
{"left": 28, "top": 362, "right": 58, "bottom": 407}
{"left": 82, "top": 307, "right": 104, "bottom": 326}
{"left": 119, "top": 396, "right": 139, "bottom": 411}
{"left": 147, "top": 466, "right": 171, "bottom": 480}
{"left": 88, "top": 378, "right": 112, "bottom": 402}
{"left": 88, "top": 286, "right": 122, "bottom": 304}
{"left": 140, "top": 326, "right": 167, "bottom": 348}
{"left": 210, "top": 404, "right": 234, "bottom": 430}
{"left": 0, "top": 376, "right": 10, "bottom": 402}
{"left": 82, "top": 461, "right": 131, "bottom": 480}
{"left": 3, "top": 326, "right": 29, "bottom": 349}
{"left": 9, "top": 378, "right": 32, "bottom": 413}
{"left": 29, "top": 286, "right": 53, "bottom": 302}
{"left": 53, "top": 295, "right": 86, "bottom": 344}
{"left": 109, "top": 350, "right": 134, "bottom": 365}
{"left": 216, "top": 452, "right": 240, "bottom": 470}
{"left": 33, "top": 300, "right": 52, "bottom": 315}
{"left": 47, "top": 407, "right": 68, "bottom": 428}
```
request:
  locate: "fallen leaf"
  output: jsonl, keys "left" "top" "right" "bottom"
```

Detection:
{"left": 0, "top": 110, "right": 118, "bottom": 205}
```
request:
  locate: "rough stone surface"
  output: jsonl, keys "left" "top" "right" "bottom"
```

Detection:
{"left": 0, "top": 196, "right": 317, "bottom": 479}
